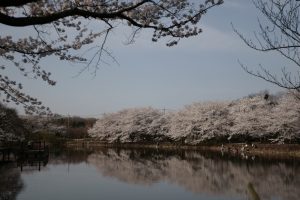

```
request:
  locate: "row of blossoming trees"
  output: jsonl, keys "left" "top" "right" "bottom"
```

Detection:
{"left": 88, "top": 92, "right": 300, "bottom": 144}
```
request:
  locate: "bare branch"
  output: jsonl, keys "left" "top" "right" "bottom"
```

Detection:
{"left": 234, "top": 0, "right": 300, "bottom": 96}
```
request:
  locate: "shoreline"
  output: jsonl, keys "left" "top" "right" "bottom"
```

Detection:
{"left": 65, "top": 139, "right": 300, "bottom": 160}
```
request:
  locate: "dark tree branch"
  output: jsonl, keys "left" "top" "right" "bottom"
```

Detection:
{"left": 234, "top": 0, "right": 300, "bottom": 95}
{"left": 0, "top": 0, "right": 223, "bottom": 114}
{"left": 239, "top": 60, "right": 300, "bottom": 91}
{"left": 0, "top": 0, "right": 40, "bottom": 7}
{"left": 0, "top": 8, "right": 116, "bottom": 27}
{"left": 0, "top": 1, "right": 152, "bottom": 27}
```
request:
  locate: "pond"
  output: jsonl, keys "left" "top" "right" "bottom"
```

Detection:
{"left": 0, "top": 148, "right": 299, "bottom": 200}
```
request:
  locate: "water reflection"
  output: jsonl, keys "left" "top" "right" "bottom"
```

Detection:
{"left": 86, "top": 148, "right": 300, "bottom": 200}
{"left": 17, "top": 157, "right": 49, "bottom": 172}
{"left": 49, "top": 148, "right": 91, "bottom": 165}
{"left": 1, "top": 148, "right": 300, "bottom": 200}
{"left": 0, "top": 151, "right": 49, "bottom": 199}
{"left": 0, "top": 163, "right": 23, "bottom": 200}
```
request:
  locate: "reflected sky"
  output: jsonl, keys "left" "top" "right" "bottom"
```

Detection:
{"left": 18, "top": 163, "right": 229, "bottom": 200}
{"left": 2, "top": 148, "right": 299, "bottom": 200}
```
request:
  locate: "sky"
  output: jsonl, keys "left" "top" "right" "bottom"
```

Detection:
{"left": 2, "top": 0, "right": 297, "bottom": 117}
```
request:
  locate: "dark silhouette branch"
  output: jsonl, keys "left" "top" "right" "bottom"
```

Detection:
{"left": 0, "top": 0, "right": 40, "bottom": 7}
{"left": 239, "top": 60, "right": 300, "bottom": 91}
{"left": 234, "top": 0, "right": 300, "bottom": 95}
{"left": 0, "top": 1, "right": 153, "bottom": 27}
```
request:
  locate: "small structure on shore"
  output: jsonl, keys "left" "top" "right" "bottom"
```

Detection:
{"left": 0, "top": 140, "right": 49, "bottom": 171}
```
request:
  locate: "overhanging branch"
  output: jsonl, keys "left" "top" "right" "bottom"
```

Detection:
{"left": 0, "top": 0, "right": 152, "bottom": 27}
{"left": 0, "top": 0, "right": 40, "bottom": 7}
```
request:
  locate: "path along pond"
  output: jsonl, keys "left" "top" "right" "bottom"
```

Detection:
{"left": 0, "top": 147, "right": 299, "bottom": 200}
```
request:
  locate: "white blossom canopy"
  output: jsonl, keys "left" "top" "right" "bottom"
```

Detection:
{"left": 0, "top": 0, "right": 223, "bottom": 115}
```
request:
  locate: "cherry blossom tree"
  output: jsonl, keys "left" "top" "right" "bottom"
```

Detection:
{"left": 0, "top": 0, "right": 223, "bottom": 115}
{"left": 88, "top": 107, "right": 171, "bottom": 143}
{"left": 233, "top": 0, "right": 300, "bottom": 98}
{"left": 89, "top": 92, "right": 300, "bottom": 144}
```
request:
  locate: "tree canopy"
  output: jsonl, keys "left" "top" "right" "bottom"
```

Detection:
{"left": 89, "top": 92, "right": 300, "bottom": 144}
{"left": 0, "top": 0, "right": 223, "bottom": 115}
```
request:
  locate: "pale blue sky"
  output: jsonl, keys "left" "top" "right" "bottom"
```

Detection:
{"left": 3, "top": 0, "right": 296, "bottom": 117}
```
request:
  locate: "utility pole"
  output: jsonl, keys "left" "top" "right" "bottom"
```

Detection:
{"left": 67, "top": 114, "right": 70, "bottom": 128}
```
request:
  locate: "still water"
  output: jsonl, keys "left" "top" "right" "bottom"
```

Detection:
{"left": 1, "top": 148, "right": 299, "bottom": 200}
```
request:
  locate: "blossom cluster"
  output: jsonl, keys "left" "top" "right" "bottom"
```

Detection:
{"left": 0, "top": 0, "right": 222, "bottom": 114}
